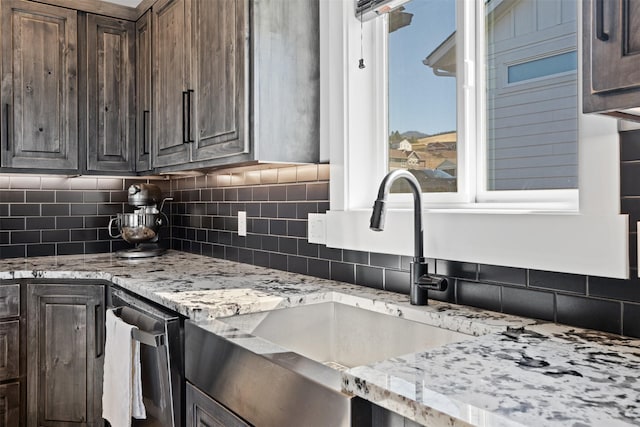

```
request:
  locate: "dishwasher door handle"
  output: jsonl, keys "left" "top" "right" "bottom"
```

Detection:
{"left": 110, "top": 306, "right": 166, "bottom": 347}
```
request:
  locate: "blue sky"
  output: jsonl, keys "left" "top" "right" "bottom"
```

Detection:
{"left": 388, "top": 0, "right": 457, "bottom": 136}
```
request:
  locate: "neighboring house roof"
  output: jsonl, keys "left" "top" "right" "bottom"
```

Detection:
{"left": 389, "top": 149, "right": 424, "bottom": 161}
{"left": 436, "top": 159, "right": 457, "bottom": 170}
{"left": 424, "top": 141, "right": 456, "bottom": 152}
{"left": 423, "top": 31, "right": 456, "bottom": 77}
{"left": 390, "top": 139, "right": 413, "bottom": 151}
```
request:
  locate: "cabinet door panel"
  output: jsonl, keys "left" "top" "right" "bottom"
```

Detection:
{"left": 152, "top": 0, "right": 191, "bottom": 167}
{"left": 27, "top": 284, "right": 104, "bottom": 427}
{"left": 0, "top": 321, "right": 19, "bottom": 382}
{"left": 0, "top": 382, "right": 20, "bottom": 427}
{"left": 590, "top": 0, "right": 640, "bottom": 93}
{"left": 0, "top": 0, "right": 78, "bottom": 170}
{"left": 252, "top": 0, "right": 319, "bottom": 163}
{"left": 85, "top": 14, "right": 135, "bottom": 173}
{"left": 0, "top": 285, "right": 20, "bottom": 320}
{"left": 191, "top": 0, "right": 247, "bottom": 162}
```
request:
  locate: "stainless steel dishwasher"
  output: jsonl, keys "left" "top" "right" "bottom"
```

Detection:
{"left": 108, "top": 286, "right": 184, "bottom": 427}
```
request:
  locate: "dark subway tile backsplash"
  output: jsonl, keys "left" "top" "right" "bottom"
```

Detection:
{"left": 3, "top": 153, "right": 640, "bottom": 339}
{"left": 457, "top": 280, "right": 502, "bottom": 312}
{"left": 478, "top": 264, "right": 527, "bottom": 286}
{"left": 556, "top": 294, "right": 621, "bottom": 334}
{"left": 0, "top": 175, "right": 146, "bottom": 258}
{"left": 529, "top": 270, "right": 587, "bottom": 295}
{"left": 623, "top": 303, "right": 640, "bottom": 337}
{"left": 501, "top": 286, "right": 555, "bottom": 321}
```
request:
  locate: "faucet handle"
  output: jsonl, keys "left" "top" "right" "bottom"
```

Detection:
{"left": 417, "top": 275, "right": 448, "bottom": 292}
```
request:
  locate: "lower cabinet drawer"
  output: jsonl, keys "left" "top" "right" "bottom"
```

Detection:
{"left": 0, "top": 382, "right": 20, "bottom": 426}
{"left": 0, "top": 321, "right": 19, "bottom": 381}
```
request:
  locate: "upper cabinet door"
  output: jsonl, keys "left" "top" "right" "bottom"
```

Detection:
{"left": 0, "top": 0, "right": 78, "bottom": 170}
{"left": 252, "top": 0, "right": 319, "bottom": 163}
{"left": 152, "top": 0, "right": 191, "bottom": 168}
{"left": 190, "top": 0, "right": 247, "bottom": 162}
{"left": 136, "top": 10, "right": 152, "bottom": 172}
{"left": 84, "top": 14, "right": 135, "bottom": 173}
{"left": 583, "top": 0, "right": 640, "bottom": 113}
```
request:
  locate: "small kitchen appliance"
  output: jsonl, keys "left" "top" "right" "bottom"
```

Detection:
{"left": 108, "top": 183, "right": 172, "bottom": 258}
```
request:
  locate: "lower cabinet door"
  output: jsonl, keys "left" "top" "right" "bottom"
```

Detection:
{"left": 0, "top": 321, "right": 19, "bottom": 382}
{"left": 0, "top": 382, "right": 20, "bottom": 427}
{"left": 26, "top": 284, "right": 105, "bottom": 427}
{"left": 186, "top": 382, "right": 250, "bottom": 427}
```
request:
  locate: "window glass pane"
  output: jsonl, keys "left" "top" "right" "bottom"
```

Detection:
{"left": 388, "top": 0, "right": 457, "bottom": 193}
{"left": 485, "top": 0, "right": 578, "bottom": 191}
{"left": 507, "top": 50, "right": 577, "bottom": 84}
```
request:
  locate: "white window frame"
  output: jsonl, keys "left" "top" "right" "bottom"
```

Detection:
{"left": 318, "top": 0, "right": 628, "bottom": 278}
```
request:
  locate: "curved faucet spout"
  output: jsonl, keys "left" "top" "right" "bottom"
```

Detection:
{"left": 370, "top": 170, "right": 447, "bottom": 305}
{"left": 369, "top": 169, "right": 424, "bottom": 260}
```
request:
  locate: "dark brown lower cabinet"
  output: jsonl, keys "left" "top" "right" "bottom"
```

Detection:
{"left": 26, "top": 283, "right": 105, "bottom": 427}
{"left": 0, "top": 382, "right": 20, "bottom": 426}
{"left": 186, "top": 382, "right": 250, "bottom": 427}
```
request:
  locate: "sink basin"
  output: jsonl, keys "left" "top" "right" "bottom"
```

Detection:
{"left": 219, "top": 301, "right": 472, "bottom": 369}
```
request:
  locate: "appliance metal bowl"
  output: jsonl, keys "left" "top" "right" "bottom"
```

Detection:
{"left": 109, "top": 212, "right": 165, "bottom": 244}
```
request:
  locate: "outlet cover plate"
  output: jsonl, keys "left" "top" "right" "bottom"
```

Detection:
{"left": 238, "top": 211, "right": 247, "bottom": 236}
{"left": 308, "top": 213, "right": 326, "bottom": 244}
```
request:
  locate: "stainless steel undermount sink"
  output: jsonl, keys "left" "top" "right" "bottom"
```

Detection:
{"left": 219, "top": 301, "right": 472, "bottom": 369}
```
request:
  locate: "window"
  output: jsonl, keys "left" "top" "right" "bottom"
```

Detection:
{"left": 388, "top": 0, "right": 580, "bottom": 197}
{"left": 507, "top": 51, "right": 577, "bottom": 84}
{"left": 387, "top": 0, "right": 457, "bottom": 194}
{"left": 319, "top": 0, "right": 627, "bottom": 278}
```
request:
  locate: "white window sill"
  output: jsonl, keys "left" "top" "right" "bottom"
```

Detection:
{"left": 320, "top": 209, "right": 628, "bottom": 279}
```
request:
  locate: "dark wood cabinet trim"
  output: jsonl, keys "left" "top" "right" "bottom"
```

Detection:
{"left": 29, "top": 0, "right": 138, "bottom": 21}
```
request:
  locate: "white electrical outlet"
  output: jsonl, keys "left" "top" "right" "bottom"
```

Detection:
{"left": 308, "top": 214, "right": 326, "bottom": 244}
{"left": 238, "top": 211, "right": 247, "bottom": 236}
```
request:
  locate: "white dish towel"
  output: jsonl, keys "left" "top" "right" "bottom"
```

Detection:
{"left": 102, "top": 308, "right": 146, "bottom": 427}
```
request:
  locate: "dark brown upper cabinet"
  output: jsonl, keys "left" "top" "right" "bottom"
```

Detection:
{"left": 0, "top": 0, "right": 79, "bottom": 171}
{"left": 152, "top": 0, "right": 248, "bottom": 170}
{"left": 82, "top": 14, "right": 136, "bottom": 173}
{"left": 190, "top": 0, "right": 247, "bottom": 164}
{"left": 252, "top": 0, "right": 320, "bottom": 164}
{"left": 583, "top": 0, "right": 640, "bottom": 117}
{"left": 152, "top": 0, "right": 321, "bottom": 172}
{"left": 151, "top": 0, "right": 191, "bottom": 168}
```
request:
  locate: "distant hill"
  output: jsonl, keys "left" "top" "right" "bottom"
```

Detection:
{"left": 400, "top": 130, "right": 429, "bottom": 139}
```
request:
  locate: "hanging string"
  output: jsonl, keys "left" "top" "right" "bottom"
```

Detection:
{"left": 359, "top": 7, "right": 366, "bottom": 69}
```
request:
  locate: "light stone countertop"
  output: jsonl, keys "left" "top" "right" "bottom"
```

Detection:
{"left": 1, "top": 250, "right": 638, "bottom": 427}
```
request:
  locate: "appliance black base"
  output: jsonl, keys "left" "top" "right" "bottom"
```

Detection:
{"left": 116, "top": 245, "right": 167, "bottom": 259}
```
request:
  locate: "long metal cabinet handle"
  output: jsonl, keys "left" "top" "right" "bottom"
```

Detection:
{"left": 142, "top": 110, "right": 150, "bottom": 155}
{"left": 186, "top": 89, "right": 194, "bottom": 143}
{"left": 595, "top": 0, "right": 609, "bottom": 41}
{"left": 182, "top": 91, "right": 187, "bottom": 144}
{"left": 181, "top": 90, "right": 195, "bottom": 144}
{"left": 95, "top": 303, "right": 104, "bottom": 358}
{"left": 182, "top": 91, "right": 190, "bottom": 144}
{"left": 4, "top": 104, "right": 9, "bottom": 151}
